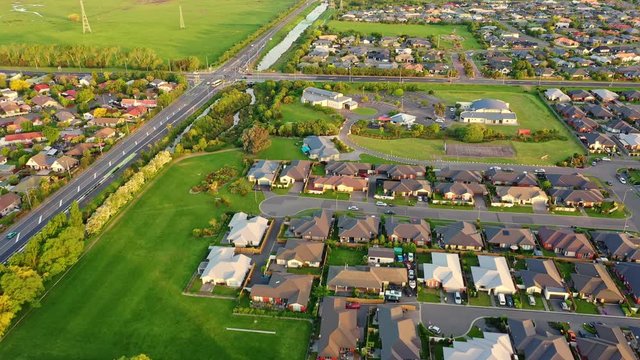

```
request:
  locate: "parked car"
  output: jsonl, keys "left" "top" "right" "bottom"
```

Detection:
{"left": 506, "top": 295, "right": 514, "bottom": 307}
{"left": 435, "top": 118, "right": 444, "bottom": 123}
{"left": 347, "top": 205, "right": 359, "bottom": 211}
{"left": 605, "top": 181, "right": 613, "bottom": 186}
{"left": 376, "top": 201, "right": 388, "bottom": 207}
{"left": 408, "top": 269, "right": 415, "bottom": 279}
{"left": 345, "top": 302, "right": 361, "bottom": 310}
{"left": 428, "top": 325, "right": 442, "bottom": 335}
{"left": 561, "top": 302, "right": 570, "bottom": 311}
{"left": 534, "top": 169, "right": 546, "bottom": 174}
{"left": 566, "top": 330, "right": 577, "bottom": 342}
{"left": 591, "top": 161, "right": 597, "bottom": 166}
{"left": 528, "top": 295, "right": 536, "bottom": 306}
{"left": 409, "top": 280, "right": 417, "bottom": 289}
{"left": 384, "top": 210, "right": 395, "bottom": 215}
{"left": 619, "top": 176, "right": 627, "bottom": 184}
{"left": 454, "top": 292, "right": 462, "bottom": 305}
{"left": 408, "top": 253, "right": 414, "bottom": 262}
{"left": 602, "top": 157, "right": 611, "bottom": 161}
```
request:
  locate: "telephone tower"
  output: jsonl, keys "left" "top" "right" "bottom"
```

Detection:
{"left": 179, "top": 6, "right": 186, "bottom": 29}
{"left": 80, "top": 0, "right": 92, "bottom": 34}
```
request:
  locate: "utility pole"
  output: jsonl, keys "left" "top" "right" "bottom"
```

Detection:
{"left": 179, "top": 5, "right": 186, "bottom": 29}
{"left": 340, "top": 0, "right": 343, "bottom": 10}
{"left": 80, "top": 0, "right": 92, "bottom": 34}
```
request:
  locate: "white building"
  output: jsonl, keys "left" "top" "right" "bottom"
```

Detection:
{"left": 443, "top": 332, "right": 514, "bottom": 360}
{"left": 471, "top": 255, "right": 516, "bottom": 295}
{"left": 301, "top": 87, "right": 358, "bottom": 110}
{"left": 390, "top": 113, "right": 416, "bottom": 126}
{"left": 457, "top": 99, "right": 518, "bottom": 125}
{"left": 226, "top": 212, "right": 269, "bottom": 247}
{"left": 200, "top": 246, "right": 252, "bottom": 287}
{"left": 544, "top": 88, "right": 571, "bottom": 103}
{"left": 422, "top": 253, "right": 465, "bottom": 293}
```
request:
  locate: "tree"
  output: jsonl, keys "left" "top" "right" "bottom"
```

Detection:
{"left": 42, "top": 126, "right": 60, "bottom": 144}
{"left": 461, "top": 124, "right": 485, "bottom": 143}
{"left": 75, "top": 88, "right": 95, "bottom": 104}
{"left": 241, "top": 125, "right": 271, "bottom": 154}
{"left": 433, "top": 103, "right": 446, "bottom": 117}
{"left": 117, "top": 355, "right": 152, "bottom": 360}
{"left": 92, "top": 108, "right": 108, "bottom": 118}
{"left": 9, "top": 79, "right": 30, "bottom": 92}
{"left": 0, "top": 266, "right": 44, "bottom": 307}
{"left": 392, "top": 88, "right": 404, "bottom": 97}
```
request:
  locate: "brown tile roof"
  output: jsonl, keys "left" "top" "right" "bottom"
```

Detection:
{"left": 435, "top": 221, "right": 483, "bottom": 248}
{"left": 279, "top": 160, "right": 312, "bottom": 182}
{"left": 251, "top": 273, "right": 314, "bottom": 308}
{"left": 289, "top": 210, "right": 332, "bottom": 240}
{"left": 571, "top": 263, "right": 624, "bottom": 303}
{"left": 275, "top": 240, "right": 324, "bottom": 264}
{"left": 317, "top": 297, "right": 363, "bottom": 359}
{"left": 538, "top": 227, "right": 595, "bottom": 257}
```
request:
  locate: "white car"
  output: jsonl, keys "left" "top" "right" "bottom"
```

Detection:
{"left": 409, "top": 280, "right": 417, "bottom": 289}
{"left": 534, "top": 169, "right": 546, "bottom": 174}
{"left": 454, "top": 292, "right": 462, "bottom": 304}
{"left": 375, "top": 201, "right": 388, "bottom": 207}
{"left": 561, "top": 302, "right": 570, "bottom": 311}
{"left": 602, "top": 157, "right": 611, "bottom": 161}
{"left": 347, "top": 206, "right": 359, "bottom": 211}
{"left": 428, "top": 325, "right": 442, "bottom": 335}
{"left": 619, "top": 177, "right": 627, "bottom": 184}
{"left": 408, "top": 253, "right": 414, "bottom": 262}
{"left": 435, "top": 118, "right": 444, "bottom": 123}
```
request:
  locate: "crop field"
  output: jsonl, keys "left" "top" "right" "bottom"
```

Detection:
{"left": 0, "top": 0, "right": 297, "bottom": 62}
{"left": 326, "top": 21, "right": 482, "bottom": 50}
{"left": 0, "top": 151, "right": 310, "bottom": 360}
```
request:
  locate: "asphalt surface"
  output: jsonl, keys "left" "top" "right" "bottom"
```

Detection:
{"left": 0, "top": 0, "right": 318, "bottom": 262}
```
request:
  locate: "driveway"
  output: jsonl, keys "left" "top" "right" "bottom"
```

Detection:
{"left": 247, "top": 217, "right": 284, "bottom": 286}
{"left": 288, "top": 182, "right": 304, "bottom": 195}
{"left": 350, "top": 191, "right": 367, "bottom": 202}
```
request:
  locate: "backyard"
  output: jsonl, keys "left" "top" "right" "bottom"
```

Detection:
{"left": 326, "top": 246, "right": 367, "bottom": 266}
{"left": 257, "top": 137, "right": 308, "bottom": 161}
{"left": 0, "top": 151, "right": 310, "bottom": 360}
{"left": 280, "top": 101, "right": 337, "bottom": 124}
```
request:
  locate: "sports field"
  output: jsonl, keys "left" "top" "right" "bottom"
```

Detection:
{"left": 0, "top": 151, "right": 310, "bottom": 360}
{"left": 326, "top": 21, "right": 482, "bottom": 50}
{"left": 0, "top": 0, "right": 297, "bottom": 61}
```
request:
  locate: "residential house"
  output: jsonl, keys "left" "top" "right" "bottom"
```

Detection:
{"left": 435, "top": 221, "right": 484, "bottom": 251}
{"left": 581, "top": 133, "right": 617, "bottom": 153}
{"left": 31, "top": 95, "right": 61, "bottom": 108}
{"left": 94, "top": 127, "right": 116, "bottom": 140}
{"left": 309, "top": 176, "right": 368, "bottom": 194}
{"left": 592, "top": 89, "right": 619, "bottom": 102}
{"left": 382, "top": 179, "right": 431, "bottom": 198}
{"left": 584, "top": 104, "right": 614, "bottom": 120}
{"left": 592, "top": 231, "right": 640, "bottom": 262}
{"left": 484, "top": 227, "right": 536, "bottom": 251}
{"left": 226, "top": 212, "right": 269, "bottom": 248}
{"left": 619, "top": 133, "right": 640, "bottom": 154}
{"left": 26, "top": 153, "right": 55, "bottom": 171}
{"left": 568, "top": 89, "right": 595, "bottom": 102}
{"left": 278, "top": 160, "right": 311, "bottom": 186}
{"left": 571, "top": 262, "right": 624, "bottom": 303}
{"left": 576, "top": 324, "right": 638, "bottom": 360}
{"left": 537, "top": 227, "right": 596, "bottom": 259}
{"left": 325, "top": 161, "right": 371, "bottom": 177}
{"left": 436, "top": 168, "right": 482, "bottom": 184}
{"left": 544, "top": 88, "right": 571, "bottom": 102}
{"left": 316, "top": 297, "right": 363, "bottom": 360}
{"left": 0, "top": 193, "right": 21, "bottom": 217}
{"left": 65, "top": 143, "right": 94, "bottom": 158}
{"left": 546, "top": 173, "right": 597, "bottom": 190}
{"left": 434, "top": 182, "right": 487, "bottom": 204}
{"left": 51, "top": 156, "right": 79, "bottom": 173}
{"left": 508, "top": 319, "right": 573, "bottom": 360}
{"left": 33, "top": 83, "right": 49, "bottom": 94}
{"left": 200, "top": 246, "right": 252, "bottom": 287}
{"left": 518, "top": 259, "right": 569, "bottom": 300}
{"left": 550, "top": 188, "right": 604, "bottom": 208}
{"left": 302, "top": 136, "right": 340, "bottom": 162}
{"left": 557, "top": 104, "right": 586, "bottom": 119}
{"left": 289, "top": 210, "right": 333, "bottom": 241}
{"left": 495, "top": 186, "right": 548, "bottom": 205}
{"left": 443, "top": 332, "right": 514, "bottom": 359}
{"left": 390, "top": 113, "right": 416, "bottom": 126}
{"left": 275, "top": 240, "right": 325, "bottom": 268}
{"left": 88, "top": 117, "right": 124, "bottom": 127}
{"left": 2, "top": 132, "right": 44, "bottom": 146}
{"left": 120, "top": 99, "right": 157, "bottom": 108}
{"left": 337, "top": 215, "right": 379, "bottom": 243}
{"left": 422, "top": 252, "right": 465, "bottom": 293}
{"left": 0, "top": 102, "right": 24, "bottom": 118}
{"left": 569, "top": 117, "right": 599, "bottom": 133}
{"left": 385, "top": 219, "right": 431, "bottom": 246}
{"left": 471, "top": 255, "right": 517, "bottom": 295}
{"left": 603, "top": 119, "right": 637, "bottom": 134}
{"left": 54, "top": 111, "right": 75, "bottom": 123}
{"left": 612, "top": 262, "right": 640, "bottom": 305}
{"left": 485, "top": 170, "right": 538, "bottom": 187}
{"left": 376, "top": 164, "right": 424, "bottom": 180}
{"left": 247, "top": 160, "right": 280, "bottom": 186}
{"left": 326, "top": 265, "right": 407, "bottom": 293}
{"left": 367, "top": 247, "right": 394, "bottom": 265}
{"left": 378, "top": 305, "right": 421, "bottom": 360}
{"left": 251, "top": 273, "right": 314, "bottom": 312}
{"left": 301, "top": 87, "right": 358, "bottom": 110}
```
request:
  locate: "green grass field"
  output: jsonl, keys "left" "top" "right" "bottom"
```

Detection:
{"left": 327, "top": 247, "right": 367, "bottom": 266}
{"left": 257, "top": 137, "right": 308, "bottom": 160}
{"left": 0, "top": 0, "right": 297, "bottom": 62}
{"left": 280, "top": 102, "right": 336, "bottom": 124}
{"left": 0, "top": 151, "right": 310, "bottom": 360}
{"left": 326, "top": 21, "right": 482, "bottom": 50}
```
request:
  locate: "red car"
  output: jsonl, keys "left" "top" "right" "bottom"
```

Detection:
{"left": 566, "top": 330, "right": 576, "bottom": 342}
{"left": 345, "top": 302, "right": 361, "bottom": 310}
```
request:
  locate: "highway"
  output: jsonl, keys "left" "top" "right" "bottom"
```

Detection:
{"left": 0, "top": 0, "right": 318, "bottom": 262}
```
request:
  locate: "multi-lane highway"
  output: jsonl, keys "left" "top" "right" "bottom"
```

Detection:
{"left": 0, "top": 0, "right": 318, "bottom": 262}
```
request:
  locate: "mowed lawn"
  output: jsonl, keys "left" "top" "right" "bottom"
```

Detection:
{"left": 326, "top": 21, "right": 482, "bottom": 50}
{"left": 258, "top": 137, "right": 308, "bottom": 160}
{"left": 0, "top": 151, "right": 310, "bottom": 360}
{"left": 281, "top": 101, "right": 336, "bottom": 124}
{"left": 0, "top": 0, "right": 297, "bottom": 61}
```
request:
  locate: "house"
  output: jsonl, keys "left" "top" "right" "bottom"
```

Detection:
{"left": 326, "top": 265, "right": 406, "bottom": 293}
{"left": 120, "top": 99, "right": 157, "bottom": 108}
{"left": 0, "top": 102, "right": 26, "bottom": 118}
{"left": 94, "top": 127, "right": 116, "bottom": 140}
{"left": 557, "top": 104, "right": 586, "bottom": 119}
{"left": 576, "top": 324, "right": 638, "bottom": 360}
{"left": 458, "top": 99, "right": 518, "bottom": 125}
{"left": 569, "top": 118, "right": 599, "bottom": 133}
{"left": 434, "top": 182, "right": 487, "bottom": 204}
{"left": 65, "top": 143, "right": 94, "bottom": 157}
{"left": 200, "top": 246, "right": 252, "bottom": 287}
{"left": 471, "top": 255, "right": 517, "bottom": 295}
{"left": 592, "top": 231, "right": 640, "bottom": 262}
{"left": 0, "top": 193, "right": 21, "bottom": 217}
{"left": 443, "top": 332, "right": 514, "bottom": 359}
{"left": 591, "top": 89, "right": 619, "bottom": 102}
{"left": 302, "top": 136, "right": 340, "bottom": 162}
{"left": 278, "top": 160, "right": 311, "bottom": 186}
{"left": 485, "top": 170, "right": 538, "bottom": 187}
{"left": 337, "top": 215, "right": 379, "bottom": 243}
{"left": 289, "top": 210, "right": 333, "bottom": 241}
{"left": 518, "top": 259, "right": 568, "bottom": 300}
{"left": 567, "top": 89, "right": 595, "bottom": 102}
{"left": 550, "top": 188, "right": 604, "bottom": 208}
{"left": 33, "top": 83, "right": 49, "bottom": 94}
{"left": 31, "top": 95, "right": 61, "bottom": 108}
{"left": 376, "top": 164, "right": 424, "bottom": 180}
{"left": 484, "top": 227, "right": 536, "bottom": 251}
{"left": 619, "top": 133, "right": 640, "bottom": 154}
{"left": 368, "top": 247, "right": 395, "bottom": 265}
{"left": 316, "top": 297, "right": 363, "bottom": 360}
{"left": 26, "top": 153, "right": 55, "bottom": 171}
{"left": 251, "top": 273, "right": 314, "bottom": 312}
{"left": 544, "top": 88, "right": 571, "bottom": 102}
{"left": 325, "top": 162, "right": 371, "bottom": 177}
{"left": 88, "top": 117, "right": 124, "bottom": 128}
{"left": 508, "top": 319, "right": 573, "bottom": 360}
{"left": 584, "top": 104, "right": 614, "bottom": 120}
{"left": 276, "top": 240, "right": 324, "bottom": 269}
{"left": 554, "top": 37, "right": 580, "bottom": 48}
{"left": 309, "top": 176, "right": 368, "bottom": 194}
{"left": 51, "top": 156, "right": 79, "bottom": 173}
{"left": 603, "top": 119, "right": 637, "bottom": 134}
{"left": 385, "top": 219, "right": 431, "bottom": 246}
{"left": 495, "top": 186, "right": 548, "bottom": 205}
{"left": 301, "top": 87, "right": 358, "bottom": 110}
{"left": 437, "top": 168, "right": 482, "bottom": 183}
{"left": 537, "top": 227, "right": 595, "bottom": 259}
{"left": 571, "top": 263, "right": 624, "bottom": 303}
{"left": 54, "top": 111, "right": 75, "bottom": 123}
{"left": 382, "top": 179, "right": 431, "bottom": 198}
{"left": 581, "top": 133, "right": 617, "bottom": 153}
{"left": 247, "top": 160, "right": 280, "bottom": 186}
{"left": 434, "top": 221, "right": 483, "bottom": 251}
{"left": 612, "top": 262, "right": 640, "bottom": 305}
{"left": 378, "top": 305, "right": 421, "bottom": 360}
{"left": 226, "top": 212, "right": 269, "bottom": 248}
{"left": 389, "top": 113, "right": 416, "bottom": 126}
{"left": 546, "top": 173, "right": 597, "bottom": 190}
{"left": 422, "top": 252, "right": 465, "bottom": 293}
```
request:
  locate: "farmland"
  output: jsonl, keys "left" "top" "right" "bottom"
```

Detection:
{"left": 0, "top": 151, "right": 310, "bottom": 360}
{"left": 0, "top": 0, "right": 298, "bottom": 62}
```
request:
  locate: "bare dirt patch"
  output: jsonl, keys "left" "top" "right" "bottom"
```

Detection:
{"left": 445, "top": 143, "right": 515, "bottom": 158}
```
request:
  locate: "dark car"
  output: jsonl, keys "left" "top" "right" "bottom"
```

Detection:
{"left": 505, "top": 295, "right": 514, "bottom": 307}
{"left": 384, "top": 210, "right": 395, "bottom": 215}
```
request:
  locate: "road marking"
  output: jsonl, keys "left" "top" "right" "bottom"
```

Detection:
{"left": 225, "top": 328, "right": 276, "bottom": 335}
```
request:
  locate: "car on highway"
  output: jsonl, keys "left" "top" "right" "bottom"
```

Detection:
{"left": 347, "top": 206, "right": 359, "bottom": 211}
{"left": 454, "top": 292, "right": 462, "bottom": 305}
{"left": 428, "top": 325, "right": 442, "bottom": 335}
{"left": 5, "top": 231, "right": 17, "bottom": 240}
{"left": 375, "top": 201, "right": 388, "bottom": 207}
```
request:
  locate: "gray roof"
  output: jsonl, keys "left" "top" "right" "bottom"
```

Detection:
{"left": 508, "top": 319, "right": 573, "bottom": 360}
{"left": 460, "top": 111, "right": 517, "bottom": 121}
{"left": 248, "top": 160, "right": 279, "bottom": 182}
{"left": 470, "top": 98, "right": 510, "bottom": 111}
{"left": 378, "top": 305, "right": 421, "bottom": 360}
{"left": 518, "top": 258, "right": 565, "bottom": 291}
{"left": 303, "top": 136, "right": 339, "bottom": 160}
{"left": 485, "top": 227, "right": 536, "bottom": 248}
{"left": 435, "top": 221, "right": 483, "bottom": 248}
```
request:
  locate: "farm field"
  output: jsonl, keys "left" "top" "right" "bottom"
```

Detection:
{"left": 0, "top": 0, "right": 298, "bottom": 62}
{"left": 0, "top": 151, "right": 310, "bottom": 360}
{"left": 326, "top": 21, "right": 482, "bottom": 50}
